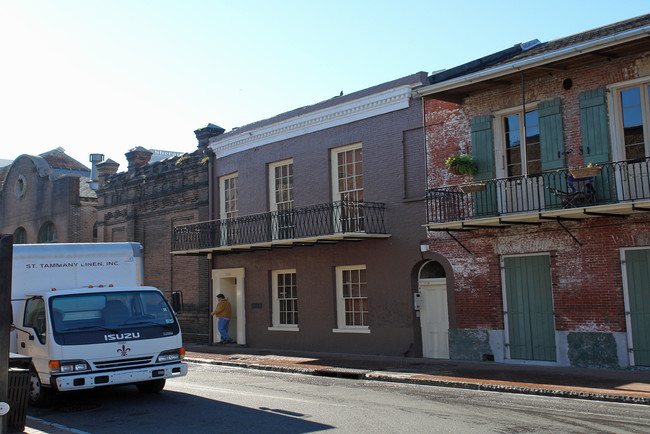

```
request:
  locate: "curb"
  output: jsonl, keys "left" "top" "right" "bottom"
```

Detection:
{"left": 185, "top": 356, "right": 650, "bottom": 406}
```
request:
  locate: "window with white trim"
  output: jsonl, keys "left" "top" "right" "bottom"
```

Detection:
{"left": 220, "top": 173, "right": 239, "bottom": 220}
{"left": 334, "top": 265, "right": 369, "bottom": 332}
{"left": 332, "top": 143, "right": 363, "bottom": 202}
{"left": 331, "top": 144, "right": 364, "bottom": 232}
{"left": 269, "top": 159, "right": 294, "bottom": 240}
{"left": 496, "top": 109, "right": 541, "bottom": 177}
{"left": 219, "top": 173, "right": 238, "bottom": 245}
{"left": 613, "top": 82, "right": 650, "bottom": 160}
{"left": 270, "top": 270, "right": 298, "bottom": 329}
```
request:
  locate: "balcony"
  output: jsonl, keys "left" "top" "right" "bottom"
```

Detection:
{"left": 426, "top": 158, "right": 650, "bottom": 230}
{"left": 172, "top": 200, "right": 389, "bottom": 255}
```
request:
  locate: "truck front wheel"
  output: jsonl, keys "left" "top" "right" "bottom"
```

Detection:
{"left": 136, "top": 379, "right": 166, "bottom": 393}
{"left": 29, "top": 367, "right": 54, "bottom": 407}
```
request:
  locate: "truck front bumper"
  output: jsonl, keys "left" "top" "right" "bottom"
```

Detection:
{"left": 53, "top": 362, "right": 188, "bottom": 391}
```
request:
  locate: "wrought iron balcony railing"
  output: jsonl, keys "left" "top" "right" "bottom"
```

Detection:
{"left": 427, "top": 157, "right": 650, "bottom": 225}
{"left": 173, "top": 200, "right": 387, "bottom": 253}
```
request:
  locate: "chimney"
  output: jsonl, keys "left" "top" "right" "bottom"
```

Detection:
{"left": 96, "top": 159, "right": 120, "bottom": 187}
{"left": 125, "top": 146, "right": 153, "bottom": 174}
{"left": 194, "top": 123, "right": 225, "bottom": 150}
{"left": 88, "top": 153, "right": 105, "bottom": 190}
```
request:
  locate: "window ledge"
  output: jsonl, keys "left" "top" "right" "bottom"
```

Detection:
{"left": 332, "top": 327, "right": 370, "bottom": 334}
{"left": 268, "top": 326, "right": 299, "bottom": 332}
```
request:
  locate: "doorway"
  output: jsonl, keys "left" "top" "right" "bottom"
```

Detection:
{"left": 621, "top": 248, "right": 650, "bottom": 366}
{"left": 212, "top": 268, "right": 245, "bottom": 345}
{"left": 418, "top": 261, "right": 449, "bottom": 359}
{"left": 502, "top": 254, "right": 556, "bottom": 361}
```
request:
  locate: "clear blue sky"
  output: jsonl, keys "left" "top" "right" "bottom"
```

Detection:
{"left": 1, "top": 1, "right": 648, "bottom": 170}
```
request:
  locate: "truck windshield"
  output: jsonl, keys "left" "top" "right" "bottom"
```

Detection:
{"left": 50, "top": 290, "right": 179, "bottom": 345}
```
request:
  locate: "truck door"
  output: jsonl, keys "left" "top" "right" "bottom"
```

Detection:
{"left": 18, "top": 297, "right": 51, "bottom": 382}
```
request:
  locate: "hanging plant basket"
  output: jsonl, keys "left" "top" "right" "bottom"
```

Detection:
{"left": 459, "top": 183, "right": 486, "bottom": 194}
{"left": 569, "top": 165, "right": 602, "bottom": 178}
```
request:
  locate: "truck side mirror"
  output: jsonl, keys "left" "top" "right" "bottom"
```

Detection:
{"left": 171, "top": 291, "right": 183, "bottom": 314}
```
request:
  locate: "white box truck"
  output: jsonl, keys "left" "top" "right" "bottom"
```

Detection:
{"left": 10, "top": 242, "right": 187, "bottom": 406}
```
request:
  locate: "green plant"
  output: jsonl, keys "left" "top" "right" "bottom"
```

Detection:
{"left": 445, "top": 153, "right": 478, "bottom": 176}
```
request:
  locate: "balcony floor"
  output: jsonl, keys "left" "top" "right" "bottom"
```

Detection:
{"left": 172, "top": 232, "right": 391, "bottom": 255}
{"left": 425, "top": 199, "right": 650, "bottom": 231}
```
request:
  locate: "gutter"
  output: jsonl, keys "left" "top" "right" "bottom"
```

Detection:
{"left": 413, "top": 25, "right": 650, "bottom": 98}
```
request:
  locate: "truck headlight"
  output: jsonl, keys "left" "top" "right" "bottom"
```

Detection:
{"left": 50, "top": 360, "right": 90, "bottom": 374}
{"left": 157, "top": 349, "right": 184, "bottom": 363}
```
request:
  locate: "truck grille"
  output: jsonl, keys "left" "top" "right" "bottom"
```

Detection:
{"left": 92, "top": 356, "right": 154, "bottom": 370}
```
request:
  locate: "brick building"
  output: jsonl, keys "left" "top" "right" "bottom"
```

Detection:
{"left": 172, "top": 73, "right": 433, "bottom": 356}
{"left": 0, "top": 148, "right": 96, "bottom": 244}
{"left": 96, "top": 126, "right": 224, "bottom": 344}
{"left": 416, "top": 15, "right": 650, "bottom": 368}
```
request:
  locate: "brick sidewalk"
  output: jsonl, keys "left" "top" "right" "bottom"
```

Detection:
{"left": 185, "top": 345, "right": 650, "bottom": 405}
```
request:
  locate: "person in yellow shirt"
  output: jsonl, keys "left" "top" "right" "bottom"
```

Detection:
{"left": 211, "top": 294, "right": 232, "bottom": 344}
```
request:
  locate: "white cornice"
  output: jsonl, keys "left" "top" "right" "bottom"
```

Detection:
{"left": 210, "top": 84, "right": 415, "bottom": 158}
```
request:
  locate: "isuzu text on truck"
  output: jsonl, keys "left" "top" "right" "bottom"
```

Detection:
{"left": 10, "top": 242, "right": 187, "bottom": 406}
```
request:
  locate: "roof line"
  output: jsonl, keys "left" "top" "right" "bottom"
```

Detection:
{"left": 413, "top": 24, "right": 650, "bottom": 98}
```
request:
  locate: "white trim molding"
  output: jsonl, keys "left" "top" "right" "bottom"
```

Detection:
{"left": 210, "top": 85, "right": 414, "bottom": 158}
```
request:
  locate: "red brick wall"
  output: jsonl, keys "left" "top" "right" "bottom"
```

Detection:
{"left": 424, "top": 50, "right": 650, "bottom": 335}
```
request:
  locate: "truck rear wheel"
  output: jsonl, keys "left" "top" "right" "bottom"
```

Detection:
{"left": 29, "top": 367, "right": 54, "bottom": 407}
{"left": 136, "top": 379, "right": 166, "bottom": 393}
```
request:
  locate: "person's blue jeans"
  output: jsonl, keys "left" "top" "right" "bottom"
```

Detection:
{"left": 217, "top": 317, "right": 231, "bottom": 342}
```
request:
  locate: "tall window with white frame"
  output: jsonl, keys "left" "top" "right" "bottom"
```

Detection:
{"left": 269, "top": 159, "right": 294, "bottom": 240}
{"left": 220, "top": 173, "right": 238, "bottom": 245}
{"left": 331, "top": 144, "right": 364, "bottom": 232}
{"left": 612, "top": 82, "right": 650, "bottom": 200}
{"left": 271, "top": 270, "right": 298, "bottom": 328}
{"left": 335, "top": 265, "right": 369, "bottom": 332}
{"left": 503, "top": 109, "right": 541, "bottom": 177}
{"left": 619, "top": 84, "right": 650, "bottom": 160}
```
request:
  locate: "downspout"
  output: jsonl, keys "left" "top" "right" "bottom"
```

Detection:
{"left": 207, "top": 147, "right": 215, "bottom": 344}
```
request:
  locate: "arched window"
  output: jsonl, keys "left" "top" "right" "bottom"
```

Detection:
{"left": 38, "top": 221, "right": 56, "bottom": 243}
{"left": 419, "top": 261, "right": 446, "bottom": 279}
{"left": 13, "top": 227, "right": 27, "bottom": 244}
{"left": 93, "top": 222, "right": 98, "bottom": 242}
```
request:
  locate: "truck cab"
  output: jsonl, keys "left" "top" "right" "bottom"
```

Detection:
{"left": 11, "top": 243, "right": 187, "bottom": 406}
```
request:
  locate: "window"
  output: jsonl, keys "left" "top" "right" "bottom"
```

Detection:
{"left": 38, "top": 221, "right": 56, "bottom": 243}
{"left": 607, "top": 80, "right": 650, "bottom": 201}
{"left": 14, "top": 175, "right": 26, "bottom": 198}
{"left": 269, "top": 160, "right": 294, "bottom": 240}
{"left": 24, "top": 297, "right": 46, "bottom": 344}
{"left": 334, "top": 265, "right": 370, "bottom": 333}
{"left": 331, "top": 144, "right": 364, "bottom": 232}
{"left": 220, "top": 173, "right": 239, "bottom": 220}
{"left": 332, "top": 144, "right": 363, "bottom": 202}
{"left": 13, "top": 227, "right": 27, "bottom": 244}
{"left": 501, "top": 109, "right": 541, "bottom": 177}
{"left": 270, "top": 270, "right": 298, "bottom": 330}
{"left": 219, "top": 173, "right": 238, "bottom": 245}
{"left": 270, "top": 159, "right": 294, "bottom": 212}
{"left": 616, "top": 83, "right": 650, "bottom": 160}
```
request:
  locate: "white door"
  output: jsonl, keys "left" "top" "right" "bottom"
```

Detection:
{"left": 212, "top": 268, "right": 245, "bottom": 344}
{"left": 419, "top": 278, "right": 449, "bottom": 359}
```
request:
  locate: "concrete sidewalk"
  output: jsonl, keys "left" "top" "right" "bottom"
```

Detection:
{"left": 185, "top": 344, "right": 650, "bottom": 405}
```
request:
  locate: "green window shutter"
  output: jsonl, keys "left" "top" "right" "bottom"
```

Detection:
{"left": 579, "top": 88, "right": 611, "bottom": 164}
{"left": 470, "top": 115, "right": 497, "bottom": 216}
{"left": 538, "top": 98, "right": 565, "bottom": 171}
{"left": 470, "top": 115, "right": 495, "bottom": 181}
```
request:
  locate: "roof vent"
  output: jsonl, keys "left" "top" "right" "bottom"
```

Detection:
{"left": 520, "top": 39, "right": 541, "bottom": 51}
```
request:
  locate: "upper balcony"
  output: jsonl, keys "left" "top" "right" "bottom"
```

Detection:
{"left": 426, "top": 158, "right": 650, "bottom": 231}
{"left": 172, "top": 200, "right": 389, "bottom": 255}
